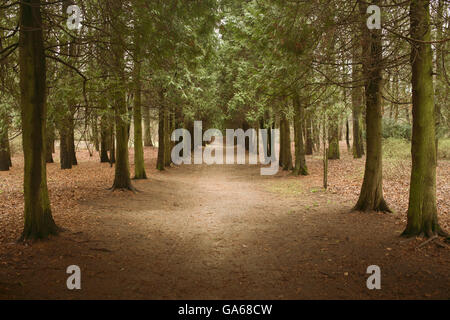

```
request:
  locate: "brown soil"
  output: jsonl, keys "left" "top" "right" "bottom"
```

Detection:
{"left": 0, "top": 147, "right": 449, "bottom": 299}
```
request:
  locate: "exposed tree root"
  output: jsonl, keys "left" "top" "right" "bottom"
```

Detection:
{"left": 416, "top": 236, "right": 438, "bottom": 248}
{"left": 402, "top": 225, "right": 448, "bottom": 240}
{"left": 414, "top": 235, "right": 450, "bottom": 249}
{"left": 108, "top": 183, "right": 139, "bottom": 193}
{"left": 292, "top": 167, "right": 308, "bottom": 176}
{"left": 18, "top": 224, "right": 61, "bottom": 243}
{"left": 353, "top": 198, "right": 392, "bottom": 213}
{"left": 132, "top": 174, "right": 147, "bottom": 180}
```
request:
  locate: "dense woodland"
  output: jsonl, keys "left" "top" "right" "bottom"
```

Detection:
{"left": 0, "top": 0, "right": 449, "bottom": 245}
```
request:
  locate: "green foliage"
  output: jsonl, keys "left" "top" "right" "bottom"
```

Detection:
{"left": 383, "top": 138, "right": 450, "bottom": 161}
{"left": 382, "top": 118, "right": 412, "bottom": 141}
{"left": 383, "top": 138, "right": 411, "bottom": 160}
{"left": 267, "top": 180, "right": 304, "bottom": 196}
{"left": 438, "top": 139, "right": 450, "bottom": 160}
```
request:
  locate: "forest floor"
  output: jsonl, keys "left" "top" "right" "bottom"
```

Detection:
{"left": 0, "top": 143, "right": 449, "bottom": 299}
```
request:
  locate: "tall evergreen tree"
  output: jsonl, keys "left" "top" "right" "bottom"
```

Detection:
{"left": 19, "top": 0, "right": 59, "bottom": 240}
{"left": 402, "top": 0, "right": 446, "bottom": 237}
{"left": 354, "top": 0, "right": 391, "bottom": 212}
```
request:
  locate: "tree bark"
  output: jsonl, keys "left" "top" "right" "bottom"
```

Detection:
{"left": 110, "top": 1, "right": 133, "bottom": 190}
{"left": 91, "top": 115, "right": 99, "bottom": 152}
{"left": 0, "top": 120, "right": 9, "bottom": 171}
{"left": 293, "top": 96, "right": 308, "bottom": 175}
{"left": 19, "top": 0, "right": 58, "bottom": 240}
{"left": 164, "top": 104, "right": 171, "bottom": 167}
{"left": 393, "top": 72, "right": 399, "bottom": 122}
{"left": 434, "top": 0, "right": 445, "bottom": 156}
{"left": 260, "top": 114, "right": 272, "bottom": 162}
{"left": 279, "top": 117, "right": 285, "bottom": 167}
{"left": 100, "top": 115, "right": 110, "bottom": 163}
{"left": 284, "top": 116, "right": 293, "bottom": 171}
{"left": 0, "top": 28, "right": 10, "bottom": 171}
{"left": 60, "top": 1, "right": 77, "bottom": 167}
{"left": 69, "top": 112, "right": 77, "bottom": 165}
{"left": 354, "top": 0, "right": 390, "bottom": 212}
{"left": 45, "top": 121, "right": 54, "bottom": 164}
{"left": 109, "top": 119, "right": 116, "bottom": 165}
{"left": 7, "top": 137, "right": 12, "bottom": 167}
{"left": 305, "top": 110, "right": 314, "bottom": 155}
{"left": 313, "top": 120, "right": 320, "bottom": 152}
{"left": 133, "top": 38, "right": 147, "bottom": 179}
{"left": 322, "top": 116, "right": 328, "bottom": 189}
{"left": 402, "top": 0, "right": 446, "bottom": 237}
{"left": 59, "top": 115, "right": 72, "bottom": 170}
{"left": 352, "top": 30, "right": 365, "bottom": 159}
{"left": 327, "top": 119, "right": 340, "bottom": 160}
{"left": 280, "top": 113, "right": 293, "bottom": 171}
{"left": 112, "top": 96, "right": 133, "bottom": 190}
{"left": 156, "top": 102, "right": 165, "bottom": 171}
{"left": 143, "top": 105, "right": 153, "bottom": 147}
{"left": 345, "top": 118, "right": 351, "bottom": 152}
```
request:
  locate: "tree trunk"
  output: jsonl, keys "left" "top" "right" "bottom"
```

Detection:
{"left": 164, "top": 105, "right": 171, "bottom": 167}
{"left": 279, "top": 118, "right": 285, "bottom": 167}
{"left": 60, "top": 1, "right": 77, "bottom": 167}
{"left": 45, "top": 121, "right": 54, "bottom": 164}
{"left": 92, "top": 115, "right": 100, "bottom": 152}
{"left": 393, "top": 72, "right": 399, "bottom": 122}
{"left": 327, "top": 119, "right": 340, "bottom": 160}
{"left": 19, "top": 0, "right": 58, "bottom": 240}
{"left": 0, "top": 106, "right": 10, "bottom": 170}
{"left": 133, "top": 40, "right": 147, "bottom": 179}
{"left": 100, "top": 115, "right": 110, "bottom": 163}
{"left": 346, "top": 118, "right": 351, "bottom": 152}
{"left": 171, "top": 106, "right": 178, "bottom": 151}
{"left": 0, "top": 121, "right": 9, "bottom": 171}
{"left": 260, "top": 114, "right": 272, "bottom": 162}
{"left": 143, "top": 105, "right": 153, "bottom": 147}
{"left": 352, "top": 31, "right": 365, "bottom": 158}
{"left": 354, "top": 0, "right": 390, "bottom": 212}
{"left": 322, "top": 117, "right": 328, "bottom": 189}
{"left": 69, "top": 113, "right": 77, "bottom": 165}
{"left": 112, "top": 96, "right": 133, "bottom": 190}
{"left": 7, "top": 139, "right": 12, "bottom": 167}
{"left": 284, "top": 116, "right": 292, "bottom": 171}
{"left": 280, "top": 113, "right": 293, "bottom": 170}
{"left": 268, "top": 121, "right": 274, "bottom": 159}
{"left": 402, "top": 0, "right": 446, "bottom": 237}
{"left": 305, "top": 110, "right": 314, "bottom": 155}
{"left": 405, "top": 105, "right": 411, "bottom": 124}
{"left": 388, "top": 75, "right": 393, "bottom": 119}
{"left": 352, "top": 106, "right": 365, "bottom": 158}
{"left": 156, "top": 103, "right": 165, "bottom": 171}
{"left": 434, "top": 0, "right": 445, "bottom": 156}
{"left": 110, "top": 2, "right": 133, "bottom": 190}
{"left": 0, "top": 29, "right": 10, "bottom": 171}
{"left": 293, "top": 96, "right": 308, "bottom": 175}
{"left": 313, "top": 120, "right": 320, "bottom": 152}
{"left": 59, "top": 116, "right": 72, "bottom": 170}
{"left": 109, "top": 119, "right": 116, "bottom": 165}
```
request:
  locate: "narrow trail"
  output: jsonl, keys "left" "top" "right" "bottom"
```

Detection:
{"left": 1, "top": 162, "right": 449, "bottom": 299}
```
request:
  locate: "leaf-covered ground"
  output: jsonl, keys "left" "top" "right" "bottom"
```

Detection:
{"left": 0, "top": 144, "right": 449, "bottom": 299}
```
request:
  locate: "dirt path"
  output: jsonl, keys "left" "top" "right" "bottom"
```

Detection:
{"left": 0, "top": 161, "right": 449, "bottom": 299}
